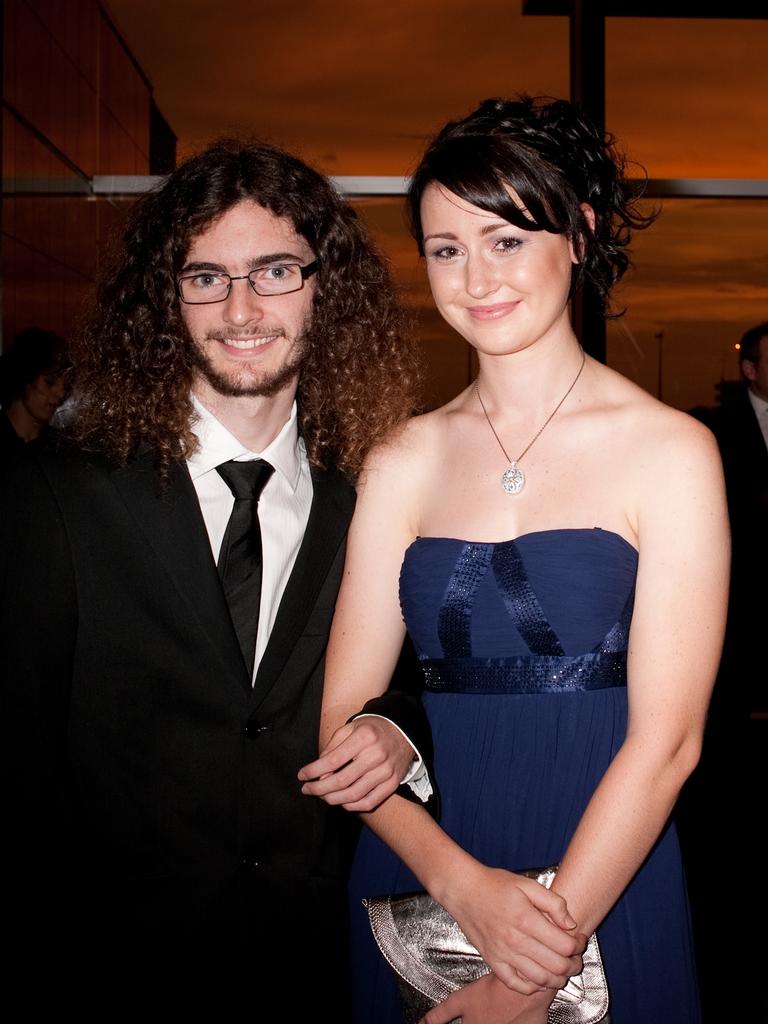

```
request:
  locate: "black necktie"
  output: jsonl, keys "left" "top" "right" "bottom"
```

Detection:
{"left": 215, "top": 459, "right": 275, "bottom": 677}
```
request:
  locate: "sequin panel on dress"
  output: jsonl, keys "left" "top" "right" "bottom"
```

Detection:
{"left": 436, "top": 543, "right": 493, "bottom": 658}
{"left": 491, "top": 542, "right": 565, "bottom": 657}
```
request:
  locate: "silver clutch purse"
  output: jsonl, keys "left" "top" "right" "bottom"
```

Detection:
{"left": 365, "top": 865, "right": 610, "bottom": 1024}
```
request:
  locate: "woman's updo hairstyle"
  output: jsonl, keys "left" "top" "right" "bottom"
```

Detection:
{"left": 408, "top": 96, "right": 655, "bottom": 314}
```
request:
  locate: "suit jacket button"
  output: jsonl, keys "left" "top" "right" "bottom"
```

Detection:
{"left": 245, "top": 719, "right": 269, "bottom": 738}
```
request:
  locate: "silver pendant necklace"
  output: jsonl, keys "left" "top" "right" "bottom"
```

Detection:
{"left": 475, "top": 350, "right": 586, "bottom": 495}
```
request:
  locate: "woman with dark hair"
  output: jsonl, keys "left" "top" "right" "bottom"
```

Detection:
{"left": 302, "top": 97, "right": 728, "bottom": 1022}
{"left": 0, "top": 326, "right": 70, "bottom": 460}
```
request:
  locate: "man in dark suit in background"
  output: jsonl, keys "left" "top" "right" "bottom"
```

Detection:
{"left": 1, "top": 141, "right": 429, "bottom": 1013}
{"left": 680, "top": 321, "right": 767, "bottom": 1020}
{"left": 706, "top": 321, "right": 768, "bottom": 718}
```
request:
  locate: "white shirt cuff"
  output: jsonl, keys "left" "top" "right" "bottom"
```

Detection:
{"left": 354, "top": 713, "right": 433, "bottom": 802}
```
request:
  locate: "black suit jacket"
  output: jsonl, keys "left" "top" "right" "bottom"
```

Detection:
{"left": 701, "top": 389, "right": 768, "bottom": 714}
{"left": 1, "top": 441, "right": 430, "bottom": 1005}
{"left": 707, "top": 387, "right": 768, "bottom": 524}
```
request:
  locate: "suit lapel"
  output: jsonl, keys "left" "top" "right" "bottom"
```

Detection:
{"left": 740, "top": 392, "right": 768, "bottom": 480}
{"left": 110, "top": 452, "right": 249, "bottom": 692}
{"left": 252, "top": 464, "right": 355, "bottom": 708}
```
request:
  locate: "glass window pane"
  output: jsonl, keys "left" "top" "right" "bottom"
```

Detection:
{"left": 354, "top": 197, "right": 472, "bottom": 409}
{"left": 107, "top": 2, "right": 569, "bottom": 174}
{"left": 106, "top": 6, "right": 767, "bottom": 180}
{"left": 608, "top": 198, "right": 768, "bottom": 411}
{"left": 356, "top": 197, "right": 768, "bottom": 414}
{"left": 607, "top": 17, "right": 768, "bottom": 180}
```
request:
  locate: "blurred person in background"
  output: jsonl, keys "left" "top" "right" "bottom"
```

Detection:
{"left": 681, "top": 320, "right": 767, "bottom": 1019}
{"left": 0, "top": 326, "right": 70, "bottom": 462}
{"left": 707, "top": 322, "right": 768, "bottom": 710}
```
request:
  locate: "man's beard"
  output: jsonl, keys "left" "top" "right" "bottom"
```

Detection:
{"left": 190, "top": 324, "right": 310, "bottom": 399}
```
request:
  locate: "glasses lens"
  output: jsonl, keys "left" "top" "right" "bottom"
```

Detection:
{"left": 179, "top": 272, "right": 230, "bottom": 303}
{"left": 249, "top": 264, "right": 303, "bottom": 296}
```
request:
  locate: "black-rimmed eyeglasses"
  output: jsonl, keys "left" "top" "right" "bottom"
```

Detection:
{"left": 177, "top": 260, "right": 319, "bottom": 304}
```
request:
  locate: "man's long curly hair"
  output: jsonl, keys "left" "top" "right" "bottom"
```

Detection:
{"left": 72, "top": 140, "right": 421, "bottom": 480}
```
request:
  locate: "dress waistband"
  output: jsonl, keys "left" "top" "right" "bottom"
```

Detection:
{"left": 421, "top": 651, "right": 627, "bottom": 694}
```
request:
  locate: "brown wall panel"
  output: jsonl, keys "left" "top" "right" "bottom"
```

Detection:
{"left": 2, "top": 107, "right": 16, "bottom": 181}
{"left": 98, "top": 104, "right": 135, "bottom": 174}
{"left": 76, "top": 74, "right": 98, "bottom": 176}
{"left": 2, "top": 231, "right": 94, "bottom": 344}
{"left": 2, "top": 1, "right": 156, "bottom": 345}
{"left": 5, "top": 0, "right": 99, "bottom": 177}
{"left": 98, "top": 14, "right": 150, "bottom": 160}
{"left": 14, "top": 195, "right": 50, "bottom": 255}
{"left": 47, "top": 196, "right": 97, "bottom": 279}
{"left": 3, "top": 0, "right": 18, "bottom": 107}
{"left": 75, "top": 0, "right": 98, "bottom": 88}
{"left": 8, "top": 1, "right": 54, "bottom": 132}
{"left": 3, "top": 238, "right": 50, "bottom": 339}
{"left": 4, "top": 116, "right": 85, "bottom": 196}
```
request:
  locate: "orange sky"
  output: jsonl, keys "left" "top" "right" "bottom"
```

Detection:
{"left": 108, "top": 2, "right": 768, "bottom": 178}
{"left": 106, "top": 1, "right": 768, "bottom": 409}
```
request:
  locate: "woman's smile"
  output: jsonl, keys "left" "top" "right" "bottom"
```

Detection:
{"left": 465, "top": 301, "right": 521, "bottom": 321}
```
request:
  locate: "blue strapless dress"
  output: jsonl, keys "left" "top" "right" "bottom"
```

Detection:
{"left": 348, "top": 529, "right": 700, "bottom": 1023}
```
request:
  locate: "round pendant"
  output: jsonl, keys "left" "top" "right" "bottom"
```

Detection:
{"left": 501, "top": 463, "right": 525, "bottom": 495}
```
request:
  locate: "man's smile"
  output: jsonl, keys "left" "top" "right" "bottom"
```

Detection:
{"left": 218, "top": 335, "right": 280, "bottom": 350}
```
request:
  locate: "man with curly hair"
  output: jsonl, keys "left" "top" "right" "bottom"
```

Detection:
{"left": 1, "top": 141, "right": 429, "bottom": 1011}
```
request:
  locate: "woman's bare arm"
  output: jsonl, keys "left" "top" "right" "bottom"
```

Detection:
{"left": 546, "top": 416, "right": 729, "bottom": 931}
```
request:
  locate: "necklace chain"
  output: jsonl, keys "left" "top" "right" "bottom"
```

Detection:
{"left": 475, "top": 350, "right": 586, "bottom": 494}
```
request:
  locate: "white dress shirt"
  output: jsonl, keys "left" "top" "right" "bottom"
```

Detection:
{"left": 748, "top": 388, "right": 768, "bottom": 451}
{"left": 188, "top": 396, "right": 312, "bottom": 676}
{"left": 186, "top": 396, "right": 430, "bottom": 799}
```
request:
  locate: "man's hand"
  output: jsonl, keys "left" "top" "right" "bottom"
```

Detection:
{"left": 421, "top": 974, "right": 553, "bottom": 1024}
{"left": 298, "top": 718, "right": 415, "bottom": 812}
{"left": 440, "top": 863, "right": 586, "bottom": 994}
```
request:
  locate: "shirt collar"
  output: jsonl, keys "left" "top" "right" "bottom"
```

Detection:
{"left": 187, "top": 395, "right": 304, "bottom": 491}
{"left": 748, "top": 387, "right": 768, "bottom": 418}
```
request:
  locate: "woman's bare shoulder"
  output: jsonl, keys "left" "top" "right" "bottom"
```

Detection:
{"left": 595, "top": 363, "right": 719, "bottom": 461}
{"left": 362, "top": 395, "right": 465, "bottom": 473}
